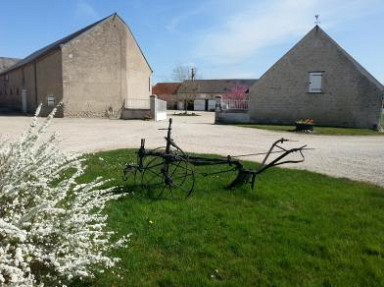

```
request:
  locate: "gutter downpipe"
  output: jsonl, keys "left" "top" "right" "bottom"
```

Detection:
{"left": 34, "top": 61, "right": 38, "bottom": 109}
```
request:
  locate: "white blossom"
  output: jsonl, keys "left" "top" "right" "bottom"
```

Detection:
{"left": 0, "top": 105, "right": 130, "bottom": 286}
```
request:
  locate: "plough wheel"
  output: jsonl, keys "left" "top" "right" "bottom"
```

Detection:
{"left": 141, "top": 155, "right": 195, "bottom": 199}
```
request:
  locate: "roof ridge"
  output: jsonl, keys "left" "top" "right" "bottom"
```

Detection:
{"left": 254, "top": 25, "right": 383, "bottom": 91}
{"left": 315, "top": 26, "right": 384, "bottom": 90}
{"left": 0, "top": 13, "right": 116, "bottom": 75}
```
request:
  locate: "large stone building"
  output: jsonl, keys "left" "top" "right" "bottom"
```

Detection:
{"left": 248, "top": 26, "right": 383, "bottom": 129}
{"left": 0, "top": 13, "right": 152, "bottom": 118}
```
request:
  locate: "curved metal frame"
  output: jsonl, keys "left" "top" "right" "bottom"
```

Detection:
{"left": 124, "top": 118, "right": 309, "bottom": 198}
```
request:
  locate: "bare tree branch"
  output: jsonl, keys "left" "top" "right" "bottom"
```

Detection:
{"left": 173, "top": 65, "right": 200, "bottom": 113}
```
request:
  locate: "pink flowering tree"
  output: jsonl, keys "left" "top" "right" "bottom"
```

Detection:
{"left": 222, "top": 85, "right": 249, "bottom": 110}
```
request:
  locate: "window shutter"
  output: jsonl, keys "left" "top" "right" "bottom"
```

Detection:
{"left": 309, "top": 72, "right": 323, "bottom": 93}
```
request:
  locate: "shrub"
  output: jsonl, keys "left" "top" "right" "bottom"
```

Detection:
{"left": 0, "top": 106, "right": 129, "bottom": 286}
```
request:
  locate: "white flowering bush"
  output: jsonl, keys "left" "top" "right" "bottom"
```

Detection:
{"left": 0, "top": 106, "right": 129, "bottom": 286}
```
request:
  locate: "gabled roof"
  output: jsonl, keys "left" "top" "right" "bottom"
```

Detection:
{"left": 1, "top": 14, "right": 114, "bottom": 75}
{"left": 178, "top": 79, "right": 257, "bottom": 94}
{"left": 314, "top": 26, "right": 383, "bottom": 91}
{"left": 1, "top": 13, "right": 152, "bottom": 74}
{"left": 0, "top": 57, "right": 20, "bottom": 73}
{"left": 152, "top": 82, "right": 181, "bottom": 95}
{"left": 254, "top": 26, "right": 383, "bottom": 91}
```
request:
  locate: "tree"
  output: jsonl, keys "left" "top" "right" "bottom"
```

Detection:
{"left": 172, "top": 65, "right": 199, "bottom": 114}
{"left": 222, "top": 84, "right": 249, "bottom": 110}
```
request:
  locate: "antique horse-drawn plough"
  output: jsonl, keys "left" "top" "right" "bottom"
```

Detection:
{"left": 124, "top": 118, "right": 309, "bottom": 199}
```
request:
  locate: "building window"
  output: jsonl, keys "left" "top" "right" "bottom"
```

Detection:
{"left": 47, "top": 94, "right": 55, "bottom": 107}
{"left": 308, "top": 72, "right": 324, "bottom": 93}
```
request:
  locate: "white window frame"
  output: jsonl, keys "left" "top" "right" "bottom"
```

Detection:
{"left": 47, "top": 94, "right": 55, "bottom": 107}
{"left": 308, "top": 71, "right": 324, "bottom": 93}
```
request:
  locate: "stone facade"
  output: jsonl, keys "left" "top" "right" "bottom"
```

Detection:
{"left": 0, "top": 14, "right": 152, "bottom": 118}
{"left": 248, "top": 26, "right": 383, "bottom": 129}
{"left": 215, "top": 110, "right": 250, "bottom": 124}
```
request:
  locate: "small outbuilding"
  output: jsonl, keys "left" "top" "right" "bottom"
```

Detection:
{"left": 248, "top": 25, "right": 383, "bottom": 129}
{"left": 152, "top": 82, "right": 181, "bottom": 110}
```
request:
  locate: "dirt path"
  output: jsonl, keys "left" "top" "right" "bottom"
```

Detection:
{"left": 1, "top": 113, "right": 383, "bottom": 187}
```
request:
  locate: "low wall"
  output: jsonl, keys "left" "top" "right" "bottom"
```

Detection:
{"left": 121, "top": 108, "right": 150, "bottom": 120}
{"left": 215, "top": 110, "right": 250, "bottom": 124}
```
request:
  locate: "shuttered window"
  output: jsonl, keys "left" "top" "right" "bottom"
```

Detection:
{"left": 308, "top": 72, "right": 323, "bottom": 93}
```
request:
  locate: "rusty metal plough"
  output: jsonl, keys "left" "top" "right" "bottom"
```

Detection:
{"left": 124, "top": 118, "right": 309, "bottom": 199}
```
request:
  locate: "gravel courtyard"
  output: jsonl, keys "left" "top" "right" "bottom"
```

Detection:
{"left": 1, "top": 112, "right": 383, "bottom": 187}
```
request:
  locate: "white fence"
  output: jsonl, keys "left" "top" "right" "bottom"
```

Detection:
{"left": 220, "top": 98, "right": 249, "bottom": 111}
{"left": 122, "top": 96, "right": 167, "bottom": 121}
{"left": 155, "top": 97, "right": 167, "bottom": 121}
{"left": 125, "top": 98, "right": 150, "bottom": 109}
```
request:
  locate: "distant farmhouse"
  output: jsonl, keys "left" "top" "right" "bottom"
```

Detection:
{"left": 152, "top": 82, "right": 181, "bottom": 109}
{"left": 0, "top": 13, "right": 152, "bottom": 118}
{"left": 153, "top": 79, "right": 257, "bottom": 111}
{"left": 248, "top": 26, "right": 383, "bottom": 129}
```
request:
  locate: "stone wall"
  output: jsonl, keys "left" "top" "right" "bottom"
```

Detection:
{"left": 118, "top": 17, "right": 152, "bottom": 108}
{"left": 35, "top": 51, "right": 63, "bottom": 116}
{"left": 215, "top": 110, "right": 250, "bottom": 124}
{"left": 248, "top": 27, "right": 383, "bottom": 129}
{"left": 0, "top": 15, "right": 151, "bottom": 118}
{"left": 0, "top": 51, "right": 63, "bottom": 116}
{"left": 0, "top": 69, "right": 23, "bottom": 111}
{"left": 121, "top": 108, "right": 149, "bottom": 120}
{"left": 61, "top": 18, "right": 123, "bottom": 117}
{"left": 61, "top": 15, "right": 152, "bottom": 118}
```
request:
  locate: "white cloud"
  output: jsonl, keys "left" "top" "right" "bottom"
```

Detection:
{"left": 165, "top": 6, "right": 206, "bottom": 33}
{"left": 194, "top": 0, "right": 380, "bottom": 66}
{"left": 76, "top": 1, "right": 99, "bottom": 20}
{"left": 165, "top": 16, "right": 184, "bottom": 33}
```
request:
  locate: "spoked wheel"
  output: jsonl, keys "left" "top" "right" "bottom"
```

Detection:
{"left": 141, "top": 155, "right": 195, "bottom": 199}
{"left": 134, "top": 146, "right": 167, "bottom": 184}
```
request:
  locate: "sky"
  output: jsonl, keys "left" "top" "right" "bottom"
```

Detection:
{"left": 1, "top": 0, "right": 384, "bottom": 84}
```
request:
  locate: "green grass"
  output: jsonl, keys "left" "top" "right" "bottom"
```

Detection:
{"left": 234, "top": 124, "right": 383, "bottom": 135}
{"left": 73, "top": 149, "right": 384, "bottom": 286}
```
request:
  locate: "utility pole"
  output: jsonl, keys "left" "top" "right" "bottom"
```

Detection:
{"left": 191, "top": 67, "right": 196, "bottom": 81}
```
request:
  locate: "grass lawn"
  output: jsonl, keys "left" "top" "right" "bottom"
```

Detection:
{"left": 74, "top": 149, "right": 384, "bottom": 286}
{"left": 234, "top": 124, "right": 383, "bottom": 136}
